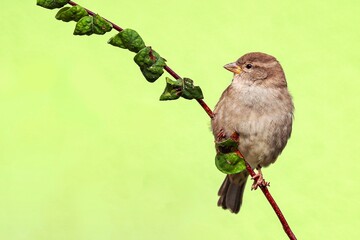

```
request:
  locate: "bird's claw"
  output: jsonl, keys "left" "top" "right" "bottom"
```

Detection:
{"left": 251, "top": 169, "right": 270, "bottom": 190}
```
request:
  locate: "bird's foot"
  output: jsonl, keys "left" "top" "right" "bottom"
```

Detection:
{"left": 251, "top": 168, "right": 270, "bottom": 190}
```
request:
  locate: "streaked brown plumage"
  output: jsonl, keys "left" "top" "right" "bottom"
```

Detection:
{"left": 211, "top": 52, "right": 294, "bottom": 213}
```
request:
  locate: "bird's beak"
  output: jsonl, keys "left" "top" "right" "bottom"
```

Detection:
{"left": 224, "top": 62, "right": 242, "bottom": 74}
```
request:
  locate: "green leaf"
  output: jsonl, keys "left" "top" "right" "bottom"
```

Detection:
{"left": 134, "top": 47, "right": 166, "bottom": 82}
{"left": 55, "top": 5, "right": 88, "bottom": 22}
{"left": 181, "top": 78, "right": 204, "bottom": 100}
{"left": 37, "top": 0, "right": 69, "bottom": 9}
{"left": 73, "top": 16, "right": 93, "bottom": 35}
{"left": 74, "top": 15, "right": 112, "bottom": 36}
{"left": 92, "top": 14, "right": 113, "bottom": 34}
{"left": 215, "top": 152, "right": 246, "bottom": 174}
{"left": 140, "top": 67, "right": 165, "bottom": 83}
{"left": 108, "top": 29, "right": 146, "bottom": 53}
{"left": 134, "top": 47, "right": 159, "bottom": 68}
{"left": 159, "top": 77, "right": 182, "bottom": 100}
{"left": 215, "top": 138, "right": 239, "bottom": 153}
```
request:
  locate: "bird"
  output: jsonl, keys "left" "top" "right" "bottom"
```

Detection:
{"left": 211, "top": 52, "right": 294, "bottom": 213}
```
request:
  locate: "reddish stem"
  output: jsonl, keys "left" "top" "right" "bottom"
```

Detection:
{"left": 196, "top": 99, "right": 214, "bottom": 119}
{"left": 164, "top": 65, "right": 181, "bottom": 79}
{"left": 148, "top": 47, "right": 156, "bottom": 61}
{"left": 244, "top": 161, "right": 297, "bottom": 240}
{"left": 64, "top": 2, "right": 295, "bottom": 239}
{"left": 232, "top": 133, "right": 296, "bottom": 240}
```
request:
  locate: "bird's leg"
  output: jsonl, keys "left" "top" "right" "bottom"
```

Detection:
{"left": 251, "top": 167, "right": 270, "bottom": 190}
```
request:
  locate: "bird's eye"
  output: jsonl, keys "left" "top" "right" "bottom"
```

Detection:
{"left": 245, "top": 64, "right": 252, "bottom": 69}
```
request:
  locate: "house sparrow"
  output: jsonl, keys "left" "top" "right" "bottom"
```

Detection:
{"left": 211, "top": 52, "right": 294, "bottom": 213}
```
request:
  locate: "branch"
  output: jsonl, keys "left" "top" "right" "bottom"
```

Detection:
{"left": 237, "top": 149, "right": 297, "bottom": 240}
{"left": 67, "top": 1, "right": 214, "bottom": 118}
{"left": 38, "top": 1, "right": 296, "bottom": 239}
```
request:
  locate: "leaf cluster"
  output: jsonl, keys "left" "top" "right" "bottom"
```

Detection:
{"left": 37, "top": 1, "right": 204, "bottom": 101}
{"left": 160, "top": 77, "right": 203, "bottom": 101}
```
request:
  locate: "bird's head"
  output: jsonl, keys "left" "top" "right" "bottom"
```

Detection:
{"left": 224, "top": 52, "right": 287, "bottom": 88}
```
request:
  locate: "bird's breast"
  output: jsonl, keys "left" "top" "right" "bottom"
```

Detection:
{"left": 211, "top": 83, "right": 293, "bottom": 168}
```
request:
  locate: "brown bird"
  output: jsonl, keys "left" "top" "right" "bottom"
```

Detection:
{"left": 211, "top": 52, "right": 294, "bottom": 213}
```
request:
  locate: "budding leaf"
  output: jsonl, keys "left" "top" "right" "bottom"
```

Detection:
{"left": 37, "top": 0, "right": 69, "bottom": 9}
{"left": 159, "top": 77, "right": 182, "bottom": 100}
{"left": 134, "top": 47, "right": 166, "bottom": 82}
{"left": 74, "top": 15, "right": 112, "bottom": 36}
{"left": 55, "top": 5, "right": 88, "bottom": 22}
{"left": 215, "top": 152, "right": 246, "bottom": 174}
{"left": 108, "top": 29, "right": 146, "bottom": 53}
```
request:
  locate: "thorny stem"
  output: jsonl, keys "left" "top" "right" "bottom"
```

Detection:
{"left": 66, "top": 1, "right": 295, "bottom": 239}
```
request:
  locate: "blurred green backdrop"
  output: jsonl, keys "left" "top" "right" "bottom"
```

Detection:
{"left": 1, "top": 0, "right": 359, "bottom": 239}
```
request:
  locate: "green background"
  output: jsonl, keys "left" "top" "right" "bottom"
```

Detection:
{"left": 1, "top": 0, "right": 359, "bottom": 239}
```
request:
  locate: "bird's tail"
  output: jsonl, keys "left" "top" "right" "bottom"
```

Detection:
{"left": 217, "top": 171, "right": 249, "bottom": 213}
